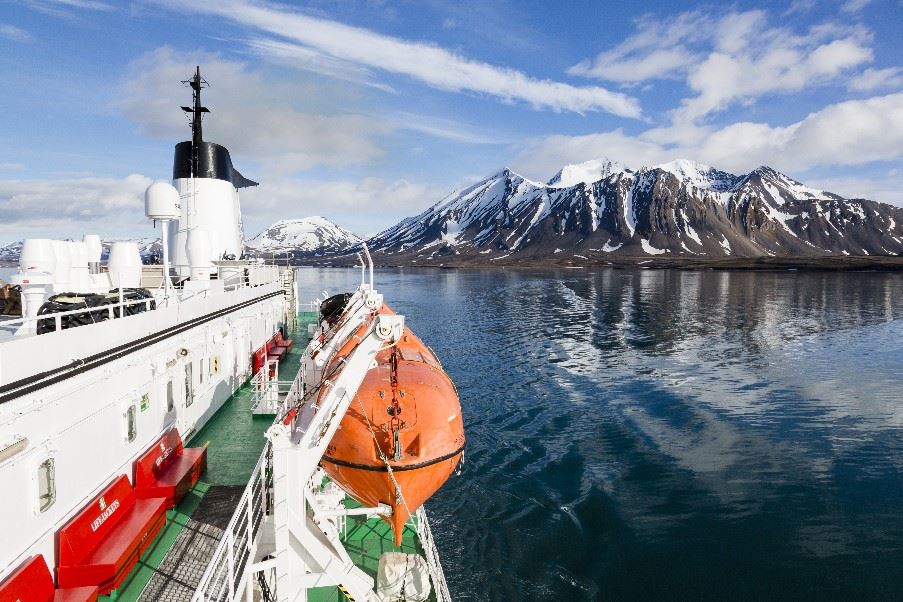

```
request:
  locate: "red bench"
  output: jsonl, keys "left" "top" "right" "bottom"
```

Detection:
{"left": 0, "top": 555, "right": 98, "bottom": 602}
{"left": 266, "top": 338, "right": 286, "bottom": 361}
{"left": 134, "top": 427, "right": 206, "bottom": 508}
{"left": 252, "top": 346, "right": 267, "bottom": 375}
{"left": 56, "top": 476, "right": 167, "bottom": 595}
{"left": 274, "top": 330, "right": 293, "bottom": 352}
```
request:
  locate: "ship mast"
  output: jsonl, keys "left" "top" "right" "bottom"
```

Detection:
{"left": 180, "top": 66, "right": 209, "bottom": 179}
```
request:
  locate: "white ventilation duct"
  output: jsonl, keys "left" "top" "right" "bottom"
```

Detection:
{"left": 19, "top": 239, "right": 56, "bottom": 274}
{"left": 107, "top": 241, "right": 142, "bottom": 288}
{"left": 51, "top": 241, "right": 71, "bottom": 290}
{"left": 83, "top": 234, "right": 102, "bottom": 273}
{"left": 186, "top": 228, "right": 213, "bottom": 281}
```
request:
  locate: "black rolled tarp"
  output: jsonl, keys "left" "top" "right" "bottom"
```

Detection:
{"left": 319, "top": 292, "right": 354, "bottom": 326}
{"left": 172, "top": 140, "right": 258, "bottom": 188}
{"left": 36, "top": 288, "right": 156, "bottom": 334}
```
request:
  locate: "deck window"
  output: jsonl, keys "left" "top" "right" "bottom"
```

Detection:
{"left": 166, "top": 380, "right": 174, "bottom": 412}
{"left": 185, "top": 363, "right": 194, "bottom": 407}
{"left": 200, "top": 358, "right": 206, "bottom": 384}
{"left": 126, "top": 405, "right": 137, "bottom": 442}
{"left": 38, "top": 458, "right": 55, "bottom": 512}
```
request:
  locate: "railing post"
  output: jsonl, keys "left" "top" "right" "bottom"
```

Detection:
{"left": 227, "top": 530, "right": 235, "bottom": 599}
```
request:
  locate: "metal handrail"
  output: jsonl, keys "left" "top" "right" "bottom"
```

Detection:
{"left": 2, "top": 296, "right": 155, "bottom": 330}
{"left": 190, "top": 440, "right": 270, "bottom": 602}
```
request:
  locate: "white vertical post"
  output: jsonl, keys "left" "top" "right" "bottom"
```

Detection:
{"left": 161, "top": 219, "right": 172, "bottom": 302}
{"left": 362, "top": 243, "right": 374, "bottom": 288}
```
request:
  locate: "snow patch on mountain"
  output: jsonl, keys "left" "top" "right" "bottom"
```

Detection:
{"left": 548, "top": 158, "right": 628, "bottom": 188}
{"left": 651, "top": 159, "right": 741, "bottom": 192}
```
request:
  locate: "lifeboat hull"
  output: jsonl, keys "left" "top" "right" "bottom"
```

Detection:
{"left": 319, "top": 306, "right": 464, "bottom": 545}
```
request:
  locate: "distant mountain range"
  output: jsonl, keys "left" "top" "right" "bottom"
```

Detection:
{"left": 0, "top": 238, "right": 161, "bottom": 263}
{"left": 367, "top": 159, "right": 903, "bottom": 262}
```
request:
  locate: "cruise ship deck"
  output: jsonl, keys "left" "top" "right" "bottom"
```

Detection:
{"left": 104, "top": 310, "right": 433, "bottom": 602}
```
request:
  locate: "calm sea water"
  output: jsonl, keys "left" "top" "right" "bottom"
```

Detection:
{"left": 299, "top": 267, "right": 903, "bottom": 601}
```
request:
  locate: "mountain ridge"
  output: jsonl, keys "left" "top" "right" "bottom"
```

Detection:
{"left": 365, "top": 158, "right": 903, "bottom": 262}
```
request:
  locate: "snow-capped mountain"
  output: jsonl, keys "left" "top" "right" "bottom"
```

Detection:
{"left": 368, "top": 159, "right": 903, "bottom": 259}
{"left": 247, "top": 217, "right": 361, "bottom": 256}
{"left": 0, "top": 241, "right": 23, "bottom": 262}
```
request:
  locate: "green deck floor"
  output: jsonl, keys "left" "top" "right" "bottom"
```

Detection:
{"left": 104, "top": 312, "right": 318, "bottom": 601}
{"left": 308, "top": 497, "right": 426, "bottom": 602}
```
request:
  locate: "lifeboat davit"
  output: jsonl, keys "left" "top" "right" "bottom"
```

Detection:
{"left": 319, "top": 305, "right": 465, "bottom": 545}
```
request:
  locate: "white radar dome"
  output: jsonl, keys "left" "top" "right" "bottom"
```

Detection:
{"left": 145, "top": 181, "right": 181, "bottom": 220}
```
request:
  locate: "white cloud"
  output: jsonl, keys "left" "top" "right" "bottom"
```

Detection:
{"left": 388, "top": 112, "right": 509, "bottom": 145}
{"left": 571, "top": 9, "right": 874, "bottom": 122}
{"left": 157, "top": 0, "right": 642, "bottom": 117}
{"left": 240, "top": 177, "right": 449, "bottom": 236}
{"left": 23, "top": 0, "right": 113, "bottom": 16}
{"left": 0, "top": 24, "right": 32, "bottom": 43}
{"left": 0, "top": 163, "right": 25, "bottom": 171}
{"left": 806, "top": 172, "right": 903, "bottom": 206}
{"left": 841, "top": 0, "right": 871, "bottom": 13}
{"left": 0, "top": 174, "right": 152, "bottom": 240}
{"left": 849, "top": 67, "right": 903, "bottom": 91}
{"left": 244, "top": 38, "right": 397, "bottom": 94}
{"left": 512, "top": 93, "right": 903, "bottom": 196}
{"left": 676, "top": 36, "right": 873, "bottom": 122}
{"left": 567, "top": 11, "right": 708, "bottom": 83}
{"left": 119, "top": 48, "right": 389, "bottom": 173}
{"left": 785, "top": 0, "right": 816, "bottom": 15}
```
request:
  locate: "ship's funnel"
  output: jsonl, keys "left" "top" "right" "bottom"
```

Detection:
{"left": 167, "top": 67, "right": 255, "bottom": 277}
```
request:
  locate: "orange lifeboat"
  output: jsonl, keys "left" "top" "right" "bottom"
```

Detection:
{"left": 319, "top": 305, "right": 465, "bottom": 545}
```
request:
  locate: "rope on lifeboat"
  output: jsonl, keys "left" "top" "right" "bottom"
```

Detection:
{"left": 353, "top": 391, "right": 420, "bottom": 601}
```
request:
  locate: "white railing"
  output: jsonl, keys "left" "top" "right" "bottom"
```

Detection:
{"left": 1, "top": 295, "right": 155, "bottom": 332}
{"left": 191, "top": 442, "right": 271, "bottom": 602}
{"left": 416, "top": 506, "right": 453, "bottom": 602}
{"left": 219, "top": 263, "right": 283, "bottom": 292}
{"left": 250, "top": 362, "right": 297, "bottom": 415}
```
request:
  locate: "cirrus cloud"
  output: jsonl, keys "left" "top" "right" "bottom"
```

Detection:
{"left": 154, "top": 0, "right": 642, "bottom": 117}
{"left": 571, "top": 9, "right": 875, "bottom": 123}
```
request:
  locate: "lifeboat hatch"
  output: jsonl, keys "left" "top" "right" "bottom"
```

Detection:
{"left": 370, "top": 387, "right": 417, "bottom": 428}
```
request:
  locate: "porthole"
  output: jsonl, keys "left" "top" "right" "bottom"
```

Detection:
{"left": 166, "top": 380, "right": 174, "bottom": 412}
{"left": 126, "top": 405, "right": 137, "bottom": 442}
{"left": 38, "top": 457, "right": 56, "bottom": 513}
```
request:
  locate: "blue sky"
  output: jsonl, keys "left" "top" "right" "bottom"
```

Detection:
{"left": 0, "top": 0, "right": 900, "bottom": 241}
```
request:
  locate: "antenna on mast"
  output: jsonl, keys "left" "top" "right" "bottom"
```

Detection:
{"left": 180, "top": 66, "right": 209, "bottom": 178}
